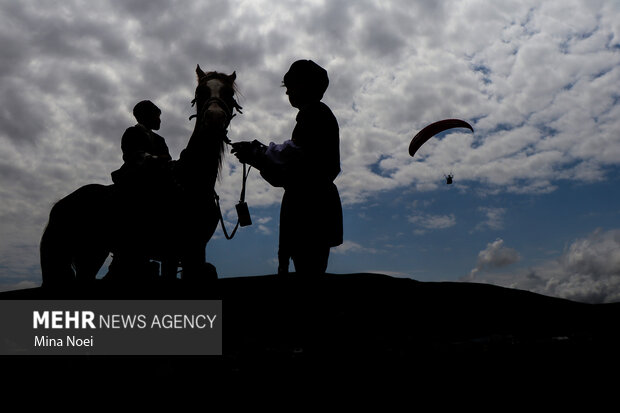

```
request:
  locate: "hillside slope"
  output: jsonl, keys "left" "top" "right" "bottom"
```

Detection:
{"left": 2, "top": 272, "right": 619, "bottom": 380}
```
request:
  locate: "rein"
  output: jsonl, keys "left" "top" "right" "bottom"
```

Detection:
{"left": 215, "top": 161, "right": 252, "bottom": 240}
{"left": 187, "top": 77, "right": 250, "bottom": 240}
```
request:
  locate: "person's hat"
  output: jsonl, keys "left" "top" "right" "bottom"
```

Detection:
{"left": 283, "top": 60, "right": 329, "bottom": 99}
{"left": 133, "top": 100, "right": 160, "bottom": 121}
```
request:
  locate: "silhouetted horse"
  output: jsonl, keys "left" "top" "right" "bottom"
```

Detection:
{"left": 40, "top": 66, "right": 242, "bottom": 286}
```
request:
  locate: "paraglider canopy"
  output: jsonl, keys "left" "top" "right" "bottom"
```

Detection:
{"left": 409, "top": 119, "right": 474, "bottom": 158}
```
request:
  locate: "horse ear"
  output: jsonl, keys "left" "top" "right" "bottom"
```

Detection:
{"left": 229, "top": 71, "right": 236, "bottom": 82}
{"left": 196, "top": 64, "right": 207, "bottom": 80}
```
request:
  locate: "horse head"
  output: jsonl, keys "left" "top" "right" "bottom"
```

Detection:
{"left": 184, "top": 65, "right": 243, "bottom": 175}
{"left": 191, "top": 65, "right": 242, "bottom": 134}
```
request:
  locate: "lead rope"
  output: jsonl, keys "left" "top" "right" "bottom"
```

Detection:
{"left": 215, "top": 162, "right": 251, "bottom": 240}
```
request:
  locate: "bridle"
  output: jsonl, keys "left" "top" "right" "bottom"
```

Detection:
{"left": 188, "top": 76, "right": 241, "bottom": 129}
{"left": 186, "top": 75, "right": 251, "bottom": 239}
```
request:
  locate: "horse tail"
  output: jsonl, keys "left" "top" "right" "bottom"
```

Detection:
{"left": 40, "top": 184, "right": 113, "bottom": 287}
{"left": 40, "top": 196, "right": 76, "bottom": 286}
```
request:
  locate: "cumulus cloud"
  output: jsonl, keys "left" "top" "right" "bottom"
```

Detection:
{"left": 333, "top": 240, "right": 378, "bottom": 255}
{"left": 467, "top": 229, "right": 620, "bottom": 303}
{"left": 1, "top": 0, "right": 620, "bottom": 287}
{"left": 467, "top": 238, "right": 521, "bottom": 279}
{"left": 474, "top": 207, "right": 506, "bottom": 232}
{"left": 408, "top": 213, "right": 456, "bottom": 234}
{"left": 256, "top": 216, "right": 273, "bottom": 236}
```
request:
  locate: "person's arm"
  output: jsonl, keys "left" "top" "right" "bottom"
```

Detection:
{"left": 259, "top": 140, "right": 303, "bottom": 187}
{"left": 150, "top": 132, "right": 172, "bottom": 162}
{"left": 121, "top": 127, "right": 149, "bottom": 165}
{"left": 232, "top": 139, "right": 303, "bottom": 187}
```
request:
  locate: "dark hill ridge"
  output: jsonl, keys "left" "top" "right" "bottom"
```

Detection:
{"left": 2, "top": 272, "right": 619, "bottom": 379}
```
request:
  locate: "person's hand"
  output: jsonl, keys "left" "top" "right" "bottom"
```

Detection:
{"left": 144, "top": 154, "right": 165, "bottom": 165}
{"left": 231, "top": 141, "right": 254, "bottom": 164}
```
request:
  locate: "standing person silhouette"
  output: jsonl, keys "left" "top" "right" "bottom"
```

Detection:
{"left": 232, "top": 60, "right": 343, "bottom": 275}
{"left": 108, "top": 100, "right": 173, "bottom": 279}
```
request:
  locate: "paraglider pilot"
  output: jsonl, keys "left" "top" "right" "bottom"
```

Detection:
{"left": 232, "top": 60, "right": 343, "bottom": 275}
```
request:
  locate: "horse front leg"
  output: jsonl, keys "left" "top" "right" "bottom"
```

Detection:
{"left": 180, "top": 212, "right": 219, "bottom": 282}
{"left": 180, "top": 242, "right": 215, "bottom": 281}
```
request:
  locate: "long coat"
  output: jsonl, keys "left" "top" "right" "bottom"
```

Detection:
{"left": 260, "top": 101, "right": 343, "bottom": 251}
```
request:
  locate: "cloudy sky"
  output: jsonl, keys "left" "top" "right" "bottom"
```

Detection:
{"left": 1, "top": 0, "right": 620, "bottom": 303}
